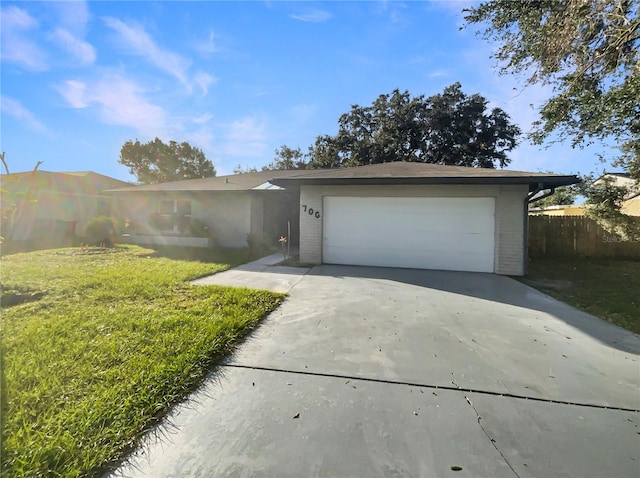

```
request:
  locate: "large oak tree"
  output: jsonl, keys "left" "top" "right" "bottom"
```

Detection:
{"left": 464, "top": 1, "right": 639, "bottom": 176}
{"left": 275, "top": 83, "right": 521, "bottom": 170}
{"left": 464, "top": 0, "right": 639, "bottom": 232}
{"left": 119, "top": 138, "right": 215, "bottom": 184}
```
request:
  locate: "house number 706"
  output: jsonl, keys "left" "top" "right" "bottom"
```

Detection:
{"left": 302, "top": 205, "right": 321, "bottom": 218}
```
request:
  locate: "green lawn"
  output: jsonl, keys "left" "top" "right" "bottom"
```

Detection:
{"left": 0, "top": 246, "right": 284, "bottom": 477}
{"left": 522, "top": 257, "right": 640, "bottom": 334}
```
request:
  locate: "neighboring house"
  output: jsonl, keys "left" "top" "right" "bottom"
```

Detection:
{"left": 529, "top": 205, "right": 586, "bottom": 216}
{"left": 622, "top": 192, "right": 640, "bottom": 216}
{"left": 108, "top": 170, "right": 300, "bottom": 249}
{"left": 1, "top": 170, "right": 130, "bottom": 245}
{"left": 592, "top": 172, "right": 638, "bottom": 192}
{"left": 590, "top": 172, "right": 640, "bottom": 217}
{"left": 597, "top": 173, "right": 640, "bottom": 217}
{"left": 270, "top": 162, "right": 578, "bottom": 276}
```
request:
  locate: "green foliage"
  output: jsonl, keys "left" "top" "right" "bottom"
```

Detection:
{"left": 263, "top": 145, "right": 309, "bottom": 171}
{"left": 246, "top": 232, "right": 274, "bottom": 255}
{"left": 0, "top": 246, "right": 283, "bottom": 477}
{"left": 581, "top": 177, "right": 637, "bottom": 237}
{"left": 302, "top": 83, "right": 520, "bottom": 169}
{"left": 233, "top": 164, "right": 258, "bottom": 174}
{"left": 84, "top": 215, "right": 116, "bottom": 247}
{"left": 531, "top": 186, "right": 578, "bottom": 208}
{"left": 119, "top": 138, "right": 216, "bottom": 184}
{"left": 189, "top": 218, "right": 210, "bottom": 237}
{"left": 464, "top": 0, "right": 639, "bottom": 180}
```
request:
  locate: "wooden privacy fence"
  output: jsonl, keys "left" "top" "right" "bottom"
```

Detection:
{"left": 528, "top": 215, "right": 640, "bottom": 259}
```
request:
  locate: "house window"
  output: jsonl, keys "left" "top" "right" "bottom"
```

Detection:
{"left": 157, "top": 199, "right": 191, "bottom": 233}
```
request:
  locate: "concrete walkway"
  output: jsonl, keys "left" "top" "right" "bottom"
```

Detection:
{"left": 111, "top": 265, "right": 640, "bottom": 478}
{"left": 191, "top": 252, "right": 310, "bottom": 293}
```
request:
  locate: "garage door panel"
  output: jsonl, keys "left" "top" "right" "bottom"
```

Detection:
{"left": 323, "top": 196, "right": 495, "bottom": 272}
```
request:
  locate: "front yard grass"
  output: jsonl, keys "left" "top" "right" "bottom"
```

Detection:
{"left": 522, "top": 257, "right": 640, "bottom": 334}
{"left": 0, "top": 245, "right": 284, "bottom": 477}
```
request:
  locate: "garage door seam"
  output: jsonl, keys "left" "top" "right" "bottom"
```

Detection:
{"left": 222, "top": 364, "right": 640, "bottom": 413}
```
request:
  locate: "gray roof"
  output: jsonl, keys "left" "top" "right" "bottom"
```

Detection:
{"left": 269, "top": 162, "right": 579, "bottom": 191}
{"left": 108, "top": 162, "right": 580, "bottom": 193}
{"left": 107, "top": 169, "right": 299, "bottom": 192}
{"left": 2, "top": 170, "right": 130, "bottom": 193}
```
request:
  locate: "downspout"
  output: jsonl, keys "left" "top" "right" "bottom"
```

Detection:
{"left": 523, "top": 196, "right": 529, "bottom": 275}
{"left": 524, "top": 182, "right": 553, "bottom": 276}
{"left": 527, "top": 186, "right": 556, "bottom": 204}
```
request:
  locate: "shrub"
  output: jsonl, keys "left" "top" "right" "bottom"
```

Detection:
{"left": 85, "top": 216, "right": 116, "bottom": 247}
{"left": 246, "top": 233, "right": 272, "bottom": 255}
{"left": 189, "top": 218, "right": 210, "bottom": 237}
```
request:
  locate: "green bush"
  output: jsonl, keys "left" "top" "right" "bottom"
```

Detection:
{"left": 189, "top": 218, "right": 210, "bottom": 237}
{"left": 85, "top": 216, "right": 116, "bottom": 247}
{"left": 246, "top": 232, "right": 273, "bottom": 255}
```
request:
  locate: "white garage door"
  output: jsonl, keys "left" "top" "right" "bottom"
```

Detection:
{"left": 322, "top": 196, "right": 495, "bottom": 272}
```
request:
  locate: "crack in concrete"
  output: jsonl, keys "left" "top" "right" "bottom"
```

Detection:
{"left": 451, "top": 373, "right": 521, "bottom": 478}
{"left": 223, "top": 364, "right": 640, "bottom": 413}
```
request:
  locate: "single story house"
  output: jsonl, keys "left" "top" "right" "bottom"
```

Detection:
{"left": 109, "top": 170, "right": 300, "bottom": 249}
{"left": 1, "top": 170, "right": 130, "bottom": 246}
{"left": 270, "top": 162, "right": 578, "bottom": 276}
{"left": 110, "top": 162, "right": 578, "bottom": 276}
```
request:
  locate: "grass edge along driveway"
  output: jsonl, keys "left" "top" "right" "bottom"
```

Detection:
{"left": 1, "top": 245, "right": 284, "bottom": 477}
{"left": 522, "top": 257, "right": 640, "bottom": 334}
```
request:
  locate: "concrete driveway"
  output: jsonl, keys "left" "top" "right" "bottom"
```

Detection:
{"left": 111, "top": 265, "right": 640, "bottom": 478}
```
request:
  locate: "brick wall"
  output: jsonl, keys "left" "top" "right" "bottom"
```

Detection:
{"left": 495, "top": 186, "right": 527, "bottom": 275}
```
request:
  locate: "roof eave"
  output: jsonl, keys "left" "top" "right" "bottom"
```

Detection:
{"left": 270, "top": 176, "right": 580, "bottom": 189}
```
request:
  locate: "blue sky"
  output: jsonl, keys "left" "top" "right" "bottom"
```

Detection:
{"left": 1, "top": 1, "right": 614, "bottom": 182}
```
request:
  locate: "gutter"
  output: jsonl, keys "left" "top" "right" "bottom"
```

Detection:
{"left": 527, "top": 183, "right": 556, "bottom": 204}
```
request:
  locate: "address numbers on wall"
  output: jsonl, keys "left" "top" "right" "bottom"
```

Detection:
{"left": 302, "top": 204, "right": 321, "bottom": 218}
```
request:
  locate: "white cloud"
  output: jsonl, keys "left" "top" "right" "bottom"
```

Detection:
{"left": 192, "top": 113, "right": 213, "bottom": 125}
{"left": 57, "top": 74, "right": 167, "bottom": 136}
{"left": 103, "top": 16, "right": 192, "bottom": 89}
{"left": 291, "top": 9, "right": 333, "bottom": 23}
{"left": 183, "top": 129, "right": 216, "bottom": 156}
{"left": 428, "top": 69, "right": 448, "bottom": 78}
{"left": 58, "top": 79, "right": 88, "bottom": 108}
{"left": 0, "top": 96, "right": 49, "bottom": 133}
{"left": 196, "top": 30, "right": 218, "bottom": 55}
{"left": 288, "top": 103, "right": 317, "bottom": 123}
{"left": 50, "top": 28, "right": 96, "bottom": 65}
{"left": 222, "top": 117, "right": 268, "bottom": 157}
{"left": 194, "top": 71, "right": 218, "bottom": 96}
{"left": 0, "top": 6, "right": 48, "bottom": 71}
{"left": 50, "top": 0, "right": 90, "bottom": 34}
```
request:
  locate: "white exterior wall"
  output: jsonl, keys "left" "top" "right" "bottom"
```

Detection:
{"left": 299, "top": 184, "right": 529, "bottom": 276}
{"left": 118, "top": 191, "right": 252, "bottom": 248}
{"left": 192, "top": 192, "right": 252, "bottom": 247}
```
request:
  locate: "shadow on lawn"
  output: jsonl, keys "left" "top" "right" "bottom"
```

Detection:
{"left": 150, "top": 245, "right": 266, "bottom": 266}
